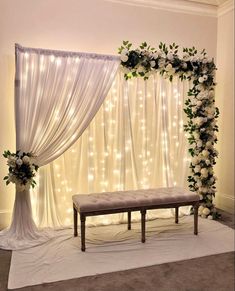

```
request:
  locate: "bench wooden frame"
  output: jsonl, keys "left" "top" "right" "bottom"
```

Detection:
{"left": 73, "top": 200, "right": 199, "bottom": 252}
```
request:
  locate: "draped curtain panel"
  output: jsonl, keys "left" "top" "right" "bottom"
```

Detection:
{"left": 0, "top": 45, "right": 120, "bottom": 250}
{"left": 33, "top": 71, "right": 191, "bottom": 228}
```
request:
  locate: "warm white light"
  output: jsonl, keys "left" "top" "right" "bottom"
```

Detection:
{"left": 50, "top": 55, "right": 55, "bottom": 62}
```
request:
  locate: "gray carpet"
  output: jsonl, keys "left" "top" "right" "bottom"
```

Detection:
{"left": 0, "top": 209, "right": 234, "bottom": 291}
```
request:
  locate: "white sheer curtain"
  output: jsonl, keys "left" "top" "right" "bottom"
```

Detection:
{"left": 0, "top": 44, "right": 120, "bottom": 250}
{"left": 34, "top": 71, "right": 191, "bottom": 228}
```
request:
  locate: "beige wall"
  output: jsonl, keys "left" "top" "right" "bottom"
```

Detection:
{"left": 0, "top": 0, "right": 218, "bottom": 227}
{"left": 215, "top": 7, "right": 234, "bottom": 213}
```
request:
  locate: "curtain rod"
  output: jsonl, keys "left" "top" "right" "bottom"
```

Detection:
{"left": 15, "top": 43, "right": 120, "bottom": 61}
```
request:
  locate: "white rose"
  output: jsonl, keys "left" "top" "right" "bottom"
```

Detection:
{"left": 182, "top": 62, "right": 187, "bottom": 69}
{"left": 137, "top": 66, "right": 145, "bottom": 73}
{"left": 150, "top": 60, "right": 156, "bottom": 67}
{"left": 197, "top": 181, "right": 202, "bottom": 187}
{"left": 196, "top": 101, "right": 202, "bottom": 107}
{"left": 198, "top": 205, "right": 204, "bottom": 215}
{"left": 201, "top": 168, "right": 208, "bottom": 177}
{"left": 166, "top": 63, "right": 173, "bottom": 71}
{"left": 198, "top": 77, "right": 204, "bottom": 83}
{"left": 121, "top": 49, "right": 129, "bottom": 55}
{"left": 197, "top": 140, "right": 203, "bottom": 148}
{"left": 16, "top": 158, "right": 23, "bottom": 166}
{"left": 158, "top": 59, "right": 165, "bottom": 68}
{"left": 120, "top": 54, "right": 128, "bottom": 62}
{"left": 207, "top": 215, "right": 213, "bottom": 220}
{"left": 193, "top": 132, "right": 200, "bottom": 139}
{"left": 22, "top": 155, "right": 30, "bottom": 164}
{"left": 194, "top": 165, "right": 201, "bottom": 173}
{"left": 152, "top": 52, "right": 159, "bottom": 59}
{"left": 196, "top": 84, "right": 204, "bottom": 91}
{"left": 202, "top": 150, "right": 209, "bottom": 157}
{"left": 205, "top": 159, "right": 210, "bottom": 165}
{"left": 208, "top": 90, "right": 214, "bottom": 98}
{"left": 167, "top": 53, "right": 174, "bottom": 61}
{"left": 206, "top": 141, "right": 213, "bottom": 148}
{"left": 192, "top": 107, "right": 197, "bottom": 113}
{"left": 192, "top": 156, "right": 199, "bottom": 165}
{"left": 202, "top": 207, "right": 210, "bottom": 216}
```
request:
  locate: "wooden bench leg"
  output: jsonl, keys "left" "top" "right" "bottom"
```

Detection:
{"left": 194, "top": 202, "right": 199, "bottom": 235}
{"left": 73, "top": 205, "right": 78, "bottom": 237}
{"left": 175, "top": 207, "right": 179, "bottom": 224}
{"left": 127, "top": 211, "right": 131, "bottom": 230}
{"left": 80, "top": 214, "right": 86, "bottom": 252}
{"left": 141, "top": 209, "right": 146, "bottom": 243}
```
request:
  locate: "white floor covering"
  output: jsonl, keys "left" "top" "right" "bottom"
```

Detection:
{"left": 8, "top": 216, "right": 234, "bottom": 289}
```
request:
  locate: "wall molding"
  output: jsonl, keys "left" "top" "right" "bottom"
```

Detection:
{"left": 106, "top": 0, "right": 218, "bottom": 17}
{"left": 218, "top": 0, "right": 234, "bottom": 17}
{"left": 0, "top": 209, "right": 11, "bottom": 214}
{"left": 215, "top": 193, "right": 235, "bottom": 213}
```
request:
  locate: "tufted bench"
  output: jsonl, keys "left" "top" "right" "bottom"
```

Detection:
{"left": 73, "top": 187, "right": 200, "bottom": 251}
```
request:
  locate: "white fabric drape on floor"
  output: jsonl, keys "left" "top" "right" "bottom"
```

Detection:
{"left": 34, "top": 72, "right": 191, "bottom": 228}
{"left": 0, "top": 44, "right": 120, "bottom": 250}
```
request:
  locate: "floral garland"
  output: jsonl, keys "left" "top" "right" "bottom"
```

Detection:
{"left": 3, "top": 150, "right": 39, "bottom": 192}
{"left": 118, "top": 41, "right": 219, "bottom": 219}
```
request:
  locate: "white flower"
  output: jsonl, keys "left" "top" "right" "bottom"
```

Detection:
{"left": 202, "top": 150, "right": 209, "bottom": 157}
{"left": 152, "top": 52, "right": 159, "bottom": 59}
{"left": 196, "top": 84, "right": 204, "bottom": 91}
{"left": 201, "top": 168, "right": 208, "bottom": 177}
{"left": 202, "top": 207, "right": 210, "bottom": 216}
{"left": 196, "top": 101, "right": 202, "bottom": 107}
{"left": 203, "top": 75, "right": 208, "bottom": 81}
{"left": 137, "top": 66, "right": 145, "bottom": 73}
{"left": 158, "top": 58, "right": 166, "bottom": 68}
{"left": 207, "top": 215, "right": 213, "bottom": 220}
{"left": 22, "top": 155, "right": 30, "bottom": 164}
{"left": 198, "top": 205, "right": 204, "bottom": 215}
{"left": 193, "top": 132, "right": 200, "bottom": 139}
{"left": 205, "top": 159, "right": 211, "bottom": 165}
{"left": 197, "top": 181, "right": 202, "bottom": 187}
{"left": 197, "top": 140, "right": 203, "bottom": 148}
{"left": 182, "top": 62, "right": 187, "bottom": 69}
{"left": 192, "top": 107, "right": 197, "bottom": 113}
{"left": 120, "top": 54, "right": 128, "bottom": 62}
{"left": 206, "top": 141, "right": 213, "bottom": 148}
{"left": 198, "top": 76, "right": 205, "bottom": 83}
{"left": 16, "top": 158, "right": 23, "bottom": 166}
{"left": 192, "top": 156, "right": 199, "bottom": 165}
{"left": 167, "top": 53, "right": 174, "bottom": 61}
{"left": 165, "top": 63, "right": 175, "bottom": 75}
{"left": 150, "top": 60, "right": 156, "bottom": 67}
{"left": 194, "top": 165, "right": 201, "bottom": 173}
{"left": 121, "top": 49, "right": 129, "bottom": 55}
{"left": 208, "top": 90, "right": 214, "bottom": 98}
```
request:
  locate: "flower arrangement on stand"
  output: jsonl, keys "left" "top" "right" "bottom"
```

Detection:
{"left": 3, "top": 150, "right": 39, "bottom": 192}
{"left": 118, "top": 41, "right": 220, "bottom": 219}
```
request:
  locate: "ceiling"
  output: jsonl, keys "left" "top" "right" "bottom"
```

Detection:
{"left": 185, "top": 0, "right": 229, "bottom": 6}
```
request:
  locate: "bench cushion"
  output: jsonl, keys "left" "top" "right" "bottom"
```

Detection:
{"left": 72, "top": 187, "right": 199, "bottom": 213}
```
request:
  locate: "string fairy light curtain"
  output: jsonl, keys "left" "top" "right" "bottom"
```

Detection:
{"left": 0, "top": 44, "right": 120, "bottom": 250}
{"left": 33, "top": 71, "right": 191, "bottom": 228}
